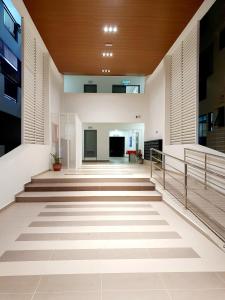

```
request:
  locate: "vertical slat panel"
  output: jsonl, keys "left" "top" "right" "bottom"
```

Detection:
{"left": 35, "top": 43, "right": 45, "bottom": 144}
{"left": 23, "top": 21, "right": 48, "bottom": 145}
{"left": 170, "top": 45, "right": 182, "bottom": 144}
{"left": 169, "top": 25, "right": 198, "bottom": 145}
{"left": 23, "top": 25, "right": 35, "bottom": 144}
{"left": 182, "top": 26, "right": 198, "bottom": 144}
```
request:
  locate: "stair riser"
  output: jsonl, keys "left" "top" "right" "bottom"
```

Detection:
{"left": 25, "top": 186, "right": 155, "bottom": 192}
{"left": 16, "top": 195, "right": 162, "bottom": 202}
{"left": 32, "top": 178, "right": 150, "bottom": 184}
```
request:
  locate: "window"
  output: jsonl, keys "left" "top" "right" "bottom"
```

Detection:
{"left": 126, "top": 85, "right": 140, "bottom": 94}
{"left": 199, "top": 115, "right": 207, "bottom": 137}
{"left": 84, "top": 84, "right": 97, "bottom": 93}
{"left": 214, "top": 106, "right": 225, "bottom": 127}
{"left": 3, "top": 7, "right": 19, "bottom": 40}
{"left": 112, "top": 85, "right": 126, "bottom": 93}
{"left": 4, "top": 77, "right": 17, "bottom": 101}
{"left": 3, "top": 44, "right": 18, "bottom": 70}
{"left": 208, "top": 112, "right": 214, "bottom": 132}
{"left": 112, "top": 85, "right": 140, "bottom": 93}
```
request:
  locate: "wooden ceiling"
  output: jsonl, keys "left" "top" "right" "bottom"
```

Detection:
{"left": 23, "top": 0, "right": 204, "bottom": 75}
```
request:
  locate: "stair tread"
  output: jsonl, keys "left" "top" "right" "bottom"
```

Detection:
{"left": 17, "top": 190, "right": 161, "bottom": 197}
{"left": 32, "top": 177, "right": 150, "bottom": 181}
{"left": 26, "top": 182, "right": 154, "bottom": 187}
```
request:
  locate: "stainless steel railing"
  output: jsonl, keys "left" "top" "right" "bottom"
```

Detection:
{"left": 184, "top": 148, "right": 225, "bottom": 194}
{"left": 150, "top": 148, "right": 225, "bottom": 242}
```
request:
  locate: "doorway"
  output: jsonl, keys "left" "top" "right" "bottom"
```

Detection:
{"left": 84, "top": 130, "right": 97, "bottom": 160}
{"left": 109, "top": 137, "right": 125, "bottom": 157}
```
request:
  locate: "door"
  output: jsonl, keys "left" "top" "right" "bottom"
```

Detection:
{"left": 84, "top": 130, "right": 97, "bottom": 159}
{"left": 109, "top": 137, "right": 125, "bottom": 157}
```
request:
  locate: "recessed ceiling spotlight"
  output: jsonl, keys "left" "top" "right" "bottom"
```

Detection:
{"left": 103, "top": 25, "right": 118, "bottom": 33}
{"left": 102, "top": 52, "right": 113, "bottom": 57}
{"left": 102, "top": 69, "right": 111, "bottom": 73}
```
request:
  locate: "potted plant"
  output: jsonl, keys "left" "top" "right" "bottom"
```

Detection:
{"left": 136, "top": 149, "right": 143, "bottom": 164}
{"left": 51, "top": 153, "right": 62, "bottom": 171}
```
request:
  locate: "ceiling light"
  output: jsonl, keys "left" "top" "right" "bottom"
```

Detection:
{"left": 103, "top": 25, "right": 118, "bottom": 33}
{"left": 102, "top": 69, "right": 110, "bottom": 73}
{"left": 105, "top": 43, "right": 113, "bottom": 47}
{"left": 102, "top": 52, "right": 113, "bottom": 57}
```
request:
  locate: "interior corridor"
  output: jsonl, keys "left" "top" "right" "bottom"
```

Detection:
{"left": 0, "top": 163, "right": 225, "bottom": 300}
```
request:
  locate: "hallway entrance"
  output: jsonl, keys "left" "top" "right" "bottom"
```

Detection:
{"left": 109, "top": 136, "right": 125, "bottom": 157}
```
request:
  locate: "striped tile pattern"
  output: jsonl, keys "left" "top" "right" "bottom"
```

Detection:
{"left": 0, "top": 198, "right": 225, "bottom": 299}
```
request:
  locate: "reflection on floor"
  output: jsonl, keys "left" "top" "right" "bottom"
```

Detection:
{"left": 109, "top": 157, "right": 129, "bottom": 164}
{"left": 0, "top": 162, "right": 225, "bottom": 299}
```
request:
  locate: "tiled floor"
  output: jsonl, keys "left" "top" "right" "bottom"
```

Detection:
{"left": 0, "top": 163, "right": 225, "bottom": 299}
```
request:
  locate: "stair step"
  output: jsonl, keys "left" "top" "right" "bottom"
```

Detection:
{"left": 31, "top": 177, "right": 151, "bottom": 184}
{"left": 25, "top": 182, "right": 155, "bottom": 192}
{"left": 16, "top": 191, "right": 162, "bottom": 202}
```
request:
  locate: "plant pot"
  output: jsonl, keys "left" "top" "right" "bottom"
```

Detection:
{"left": 53, "top": 163, "right": 62, "bottom": 171}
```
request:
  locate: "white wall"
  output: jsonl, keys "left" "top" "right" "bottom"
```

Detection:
{"left": 83, "top": 123, "right": 144, "bottom": 161}
{"left": 62, "top": 93, "right": 147, "bottom": 124}
{"left": 144, "top": 61, "right": 166, "bottom": 141}
{"left": 0, "top": 144, "right": 50, "bottom": 209}
{"left": 49, "top": 58, "right": 63, "bottom": 153}
{"left": 64, "top": 75, "right": 145, "bottom": 93}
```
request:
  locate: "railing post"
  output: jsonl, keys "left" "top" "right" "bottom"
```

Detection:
{"left": 163, "top": 154, "right": 166, "bottom": 189}
{"left": 184, "top": 163, "right": 188, "bottom": 209}
{"left": 204, "top": 153, "right": 207, "bottom": 189}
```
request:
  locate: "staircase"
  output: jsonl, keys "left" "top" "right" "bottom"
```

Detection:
{"left": 16, "top": 177, "right": 162, "bottom": 202}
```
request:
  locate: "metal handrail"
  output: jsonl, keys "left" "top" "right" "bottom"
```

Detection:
{"left": 152, "top": 148, "right": 225, "bottom": 182}
{"left": 184, "top": 147, "right": 225, "bottom": 160}
{"left": 150, "top": 147, "right": 225, "bottom": 242}
{"left": 184, "top": 148, "right": 225, "bottom": 191}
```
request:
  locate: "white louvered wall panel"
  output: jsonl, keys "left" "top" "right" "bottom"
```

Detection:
{"left": 170, "top": 45, "right": 182, "bottom": 144}
{"left": 35, "top": 44, "right": 45, "bottom": 144}
{"left": 182, "top": 26, "right": 198, "bottom": 144}
{"left": 169, "top": 25, "right": 198, "bottom": 145}
{"left": 23, "top": 26, "right": 36, "bottom": 144}
{"left": 23, "top": 21, "right": 47, "bottom": 145}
